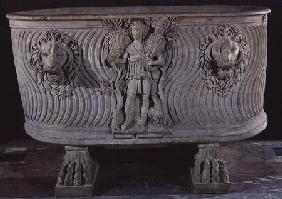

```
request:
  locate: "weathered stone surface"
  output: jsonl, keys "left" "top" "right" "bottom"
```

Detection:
{"left": 191, "top": 143, "right": 231, "bottom": 193}
{"left": 7, "top": 6, "right": 270, "bottom": 145}
{"left": 6, "top": 5, "right": 270, "bottom": 196}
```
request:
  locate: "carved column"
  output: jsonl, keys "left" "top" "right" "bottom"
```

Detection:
{"left": 55, "top": 146, "right": 99, "bottom": 197}
{"left": 190, "top": 143, "right": 230, "bottom": 193}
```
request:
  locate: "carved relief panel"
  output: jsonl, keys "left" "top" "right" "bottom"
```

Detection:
{"left": 15, "top": 15, "right": 267, "bottom": 141}
{"left": 8, "top": 7, "right": 269, "bottom": 145}
{"left": 24, "top": 23, "right": 255, "bottom": 134}
{"left": 100, "top": 17, "right": 175, "bottom": 133}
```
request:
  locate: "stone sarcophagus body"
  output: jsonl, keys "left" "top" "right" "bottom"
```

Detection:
{"left": 7, "top": 6, "right": 270, "bottom": 196}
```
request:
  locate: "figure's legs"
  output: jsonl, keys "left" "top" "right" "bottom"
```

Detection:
{"left": 139, "top": 94, "right": 150, "bottom": 129}
{"left": 111, "top": 75, "right": 125, "bottom": 132}
{"left": 151, "top": 78, "right": 161, "bottom": 109}
{"left": 121, "top": 80, "right": 137, "bottom": 131}
{"left": 190, "top": 143, "right": 230, "bottom": 193}
{"left": 151, "top": 79, "right": 162, "bottom": 122}
{"left": 121, "top": 93, "right": 135, "bottom": 131}
{"left": 138, "top": 80, "right": 151, "bottom": 130}
{"left": 148, "top": 69, "right": 164, "bottom": 130}
{"left": 55, "top": 146, "right": 99, "bottom": 197}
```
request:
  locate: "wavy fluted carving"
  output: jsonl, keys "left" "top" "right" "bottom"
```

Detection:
{"left": 12, "top": 30, "right": 110, "bottom": 128}
{"left": 162, "top": 25, "right": 265, "bottom": 127}
{"left": 11, "top": 23, "right": 266, "bottom": 131}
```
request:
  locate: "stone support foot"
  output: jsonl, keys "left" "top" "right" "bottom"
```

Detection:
{"left": 55, "top": 146, "right": 99, "bottom": 197}
{"left": 190, "top": 143, "right": 230, "bottom": 193}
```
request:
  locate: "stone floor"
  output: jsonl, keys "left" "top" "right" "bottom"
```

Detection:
{"left": 1, "top": 140, "right": 282, "bottom": 198}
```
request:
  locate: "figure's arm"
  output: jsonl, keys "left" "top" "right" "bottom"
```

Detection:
{"left": 107, "top": 48, "right": 128, "bottom": 70}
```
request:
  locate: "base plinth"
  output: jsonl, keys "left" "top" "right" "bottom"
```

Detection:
{"left": 55, "top": 146, "right": 99, "bottom": 197}
{"left": 190, "top": 143, "right": 231, "bottom": 193}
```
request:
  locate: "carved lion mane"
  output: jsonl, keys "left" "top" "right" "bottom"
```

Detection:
{"left": 200, "top": 26, "right": 250, "bottom": 96}
{"left": 30, "top": 30, "right": 79, "bottom": 96}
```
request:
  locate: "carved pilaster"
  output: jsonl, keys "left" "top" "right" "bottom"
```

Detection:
{"left": 190, "top": 143, "right": 230, "bottom": 193}
{"left": 55, "top": 146, "right": 99, "bottom": 197}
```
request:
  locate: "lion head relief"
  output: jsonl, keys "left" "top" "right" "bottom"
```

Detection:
{"left": 30, "top": 30, "right": 79, "bottom": 96}
{"left": 200, "top": 26, "right": 250, "bottom": 96}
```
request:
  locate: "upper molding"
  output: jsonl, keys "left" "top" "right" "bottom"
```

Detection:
{"left": 6, "top": 6, "right": 271, "bottom": 21}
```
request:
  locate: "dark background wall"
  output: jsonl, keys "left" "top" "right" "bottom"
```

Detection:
{"left": 0, "top": 0, "right": 281, "bottom": 144}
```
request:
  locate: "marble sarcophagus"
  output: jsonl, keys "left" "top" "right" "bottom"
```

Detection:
{"left": 7, "top": 6, "right": 270, "bottom": 196}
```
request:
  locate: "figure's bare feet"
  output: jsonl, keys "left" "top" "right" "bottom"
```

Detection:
{"left": 111, "top": 126, "right": 120, "bottom": 133}
{"left": 128, "top": 125, "right": 139, "bottom": 133}
{"left": 134, "top": 120, "right": 145, "bottom": 133}
{"left": 127, "top": 124, "right": 146, "bottom": 133}
{"left": 138, "top": 125, "right": 146, "bottom": 133}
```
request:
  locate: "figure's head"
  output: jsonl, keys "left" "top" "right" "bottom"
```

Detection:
{"left": 40, "top": 40, "right": 68, "bottom": 83}
{"left": 211, "top": 36, "right": 240, "bottom": 79}
{"left": 130, "top": 20, "right": 149, "bottom": 40}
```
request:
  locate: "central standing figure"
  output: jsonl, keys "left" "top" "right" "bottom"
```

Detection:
{"left": 120, "top": 20, "right": 151, "bottom": 132}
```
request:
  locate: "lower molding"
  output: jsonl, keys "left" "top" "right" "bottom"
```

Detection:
{"left": 24, "top": 111, "right": 267, "bottom": 146}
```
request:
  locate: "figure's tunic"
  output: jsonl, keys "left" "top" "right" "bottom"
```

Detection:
{"left": 125, "top": 42, "right": 151, "bottom": 94}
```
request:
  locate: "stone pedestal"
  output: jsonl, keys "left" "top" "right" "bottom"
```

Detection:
{"left": 190, "top": 143, "right": 230, "bottom": 193}
{"left": 55, "top": 146, "right": 99, "bottom": 197}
